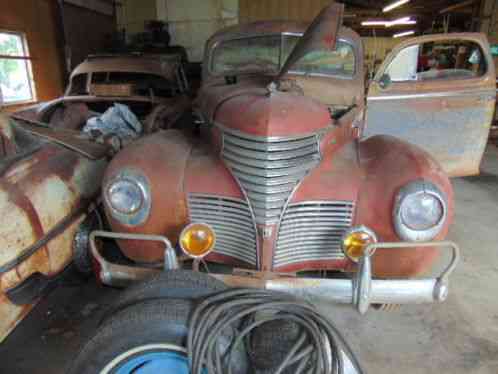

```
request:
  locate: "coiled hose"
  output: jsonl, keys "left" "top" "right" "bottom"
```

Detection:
{"left": 187, "top": 288, "right": 365, "bottom": 374}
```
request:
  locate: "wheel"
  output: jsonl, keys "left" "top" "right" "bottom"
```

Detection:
{"left": 72, "top": 211, "right": 102, "bottom": 275}
{"left": 69, "top": 298, "right": 248, "bottom": 374}
{"left": 101, "top": 270, "right": 227, "bottom": 324}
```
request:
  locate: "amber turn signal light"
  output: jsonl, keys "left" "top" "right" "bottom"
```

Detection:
{"left": 341, "top": 226, "right": 377, "bottom": 262}
{"left": 179, "top": 223, "right": 216, "bottom": 259}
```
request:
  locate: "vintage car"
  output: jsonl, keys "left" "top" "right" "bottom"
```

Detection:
{"left": 91, "top": 4, "right": 495, "bottom": 314}
{"left": 15, "top": 53, "right": 191, "bottom": 134}
{"left": 0, "top": 53, "right": 191, "bottom": 343}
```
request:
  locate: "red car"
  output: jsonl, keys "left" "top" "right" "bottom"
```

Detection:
{"left": 91, "top": 4, "right": 495, "bottom": 313}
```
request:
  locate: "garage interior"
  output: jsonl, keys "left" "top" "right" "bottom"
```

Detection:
{"left": 0, "top": 0, "right": 498, "bottom": 373}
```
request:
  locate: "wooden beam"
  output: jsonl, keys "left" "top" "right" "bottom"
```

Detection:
{"left": 440, "top": 0, "right": 477, "bottom": 14}
{"left": 63, "top": 0, "right": 114, "bottom": 16}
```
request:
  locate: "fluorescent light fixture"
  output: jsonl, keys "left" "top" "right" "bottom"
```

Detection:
{"left": 386, "top": 17, "right": 417, "bottom": 27}
{"left": 361, "top": 20, "right": 389, "bottom": 26}
{"left": 362, "top": 17, "right": 416, "bottom": 27}
{"left": 383, "top": 0, "right": 411, "bottom": 12}
{"left": 393, "top": 30, "right": 415, "bottom": 38}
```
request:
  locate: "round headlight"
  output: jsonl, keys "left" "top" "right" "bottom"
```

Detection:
{"left": 401, "top": 193, "right": 444, "bottom": 231}
{"left": 394, "top": 180, "right": 447, "bottom": 242}
{"left": 104, "top": 169, "right": 151, "bottom": 226}
{"left": 108, "top": 179, "right": 143, "bottom": 214}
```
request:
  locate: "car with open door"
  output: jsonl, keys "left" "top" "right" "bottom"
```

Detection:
{"left": 89, "top": 2, "right": 494, "bottom": 316}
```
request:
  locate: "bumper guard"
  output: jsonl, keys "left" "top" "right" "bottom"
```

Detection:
{"left": 89, "top": 231, "right": 459, "bottom": 314}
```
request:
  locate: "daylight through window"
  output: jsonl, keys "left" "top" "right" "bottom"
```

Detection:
{"left": 0, "top": 31, "right": 36, "bottom": 105}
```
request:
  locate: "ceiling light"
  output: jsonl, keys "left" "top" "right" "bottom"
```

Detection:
{"left": 386, "top": 17, "right": 417, "bottom": 27}
{"left": 361, "top": 20, "right": 388, "bottom": 26}
{"left": 383, "top": 0, "right": 411, "bottom": 13}
{"left": 393, "top": 30, "right": 415, "bottom": 38}
{"left": 361, "top": 17, "right": 416, "bottom": 28}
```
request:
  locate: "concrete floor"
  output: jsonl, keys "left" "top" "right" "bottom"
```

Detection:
{"left": 1, "top": 146, "right": 498, "bottom": 373}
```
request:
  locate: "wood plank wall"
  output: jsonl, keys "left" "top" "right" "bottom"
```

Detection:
{"left": 239, "top": 0, "right": 330, "bottom": 23}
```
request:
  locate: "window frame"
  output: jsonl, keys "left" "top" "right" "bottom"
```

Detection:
{"left": 384, "top": 39, "right": 488, "bottom": 84}
{"left": 0, "top": 30, "right": 37, "bottom": 106}
{"left": 208, "top": 33, "right": 358, "bottom": 81}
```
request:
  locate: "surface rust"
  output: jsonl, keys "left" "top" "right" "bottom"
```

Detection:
{"left": 103, "top": 6, "right": 494, "bottom": 288}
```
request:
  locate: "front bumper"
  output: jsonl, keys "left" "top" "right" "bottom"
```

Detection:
{"left": 89, "top": 231, "right": 459, "bottom": 314}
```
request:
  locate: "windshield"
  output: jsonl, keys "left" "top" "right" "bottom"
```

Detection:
{"left": 69, "top": 72, "right": 182, "bottom": 98}
{"left": 211, "top": 34, "right": 355, "bottom": 79}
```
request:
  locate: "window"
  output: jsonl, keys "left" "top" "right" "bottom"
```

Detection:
{"left": 385, "top": 39, "right": 487, "bottom": 83}
{"left": 0, "top": 31, "right": 36, "bottom": 105}
{"left": 212, "top": 36, "right": 282, "bottom": 75}
{"left": 211, "top": 34, "right": 356, "bottom": 79}
{"left": 285, "top": 37, "right": 356, "bottom": 78}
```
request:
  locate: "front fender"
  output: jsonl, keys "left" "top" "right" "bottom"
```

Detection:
{"left": 355, "top": 135, "right": 454, "bottom": 277}
{"left": 103, "top": 130, "right": 192, "bottom": 263}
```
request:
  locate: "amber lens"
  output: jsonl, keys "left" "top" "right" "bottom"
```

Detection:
{"left": 180, "top": 224, "right": 215, "bottom": 258}
{"left": 342, "top": 231, "right": 375, "bottom": 262}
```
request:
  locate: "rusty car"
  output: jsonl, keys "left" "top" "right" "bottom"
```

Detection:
{"left": 64, "top": 2, "right": 498, "bottom": 372}
{"left": 91, "top": 3, "right": 496, "bottom": 312}
{"left": 0, "top": 53, "right": 192, "bottom": 343}
{"left": 15, "top": 53, "right": 191, "bottom": 135}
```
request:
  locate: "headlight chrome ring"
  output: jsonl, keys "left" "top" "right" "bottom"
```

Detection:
{"left": 393, "top": 180, "right": 447, "bottom": 242}
{"left": 104, "top": 169, "right": 152, "bottom": 227}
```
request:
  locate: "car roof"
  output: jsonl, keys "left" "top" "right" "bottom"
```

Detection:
{"left": 70, "top": 53, "right": 182, "bottom": 82}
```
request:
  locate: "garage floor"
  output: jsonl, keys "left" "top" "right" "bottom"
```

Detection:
{"left": 1, "top": 146, "right": 498, "bottom": 374}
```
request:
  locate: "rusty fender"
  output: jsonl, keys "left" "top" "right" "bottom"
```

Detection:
{"left": 0, "top": 144, "right": 107, "bottom": 342}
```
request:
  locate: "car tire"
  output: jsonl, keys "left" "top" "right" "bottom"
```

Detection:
{"left": 72, "top": 211, "right": 102, "bottom": 275}
{"left": 101, "top": 270, "right": 227, "bottom": 324}
{"left": 69, "top": 298, "right": 248, "bottom": 374}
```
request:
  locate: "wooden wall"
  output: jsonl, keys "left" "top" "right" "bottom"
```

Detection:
{"left": 239, "top": 0, "right": 330, "bottom": 23}
{"left": 62, "top": 2, "right": 116, "bottom": 71}
{"left": 0, "top": 0, "right": 65, "bottom": 109}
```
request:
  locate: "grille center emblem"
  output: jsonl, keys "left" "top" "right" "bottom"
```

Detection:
{"left": 258, "top": 226, "right": 273, "bottom": 239}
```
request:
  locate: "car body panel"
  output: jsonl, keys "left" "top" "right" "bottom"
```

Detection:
{"left": 365, "top": 33, "right": 496, "bottom": 177}
{"left": 0, "top": 117, "right": 107, "bottom": 342}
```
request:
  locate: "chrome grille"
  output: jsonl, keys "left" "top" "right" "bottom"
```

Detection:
{"left": 274, "top": 201, "right": 355, "bottom": 268}
{"left": 188, "top": 194, "right": 257, "bottom": 266}
{"left": 222, "top": 131, "right": 321, "bottom": 225}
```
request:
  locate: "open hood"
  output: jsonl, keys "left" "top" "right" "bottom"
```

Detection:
{"left": 276, "top": 2, "right": 344, "bottom": 81}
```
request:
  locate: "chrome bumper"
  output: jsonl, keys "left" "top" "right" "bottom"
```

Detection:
{"left": 90, "top": 231, "right": 459, "bottom": 314}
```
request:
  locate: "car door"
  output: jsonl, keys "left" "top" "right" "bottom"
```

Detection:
{"left": 364, "top": 33, "right": 496, "bottom": 177}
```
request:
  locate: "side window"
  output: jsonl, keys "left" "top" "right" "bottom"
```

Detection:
{"left": 385, "top": 45, "right": 419, "bottom": 81}
{"left": 68, "top": 74, "right": 88, "bottom": 95}
{"left": 385, "top": 40, "right": 487, "bottom": 83}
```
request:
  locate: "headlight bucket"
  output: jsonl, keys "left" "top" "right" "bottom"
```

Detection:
{"left": 104, "top": 169, "right": 151, "bottom": 226}
{"left": 393, "top": 180, "right": 447, "bottom": 242}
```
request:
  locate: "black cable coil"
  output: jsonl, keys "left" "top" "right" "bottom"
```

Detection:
{"left": 187, "top": 288, "right": 365, "bottom": 374}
